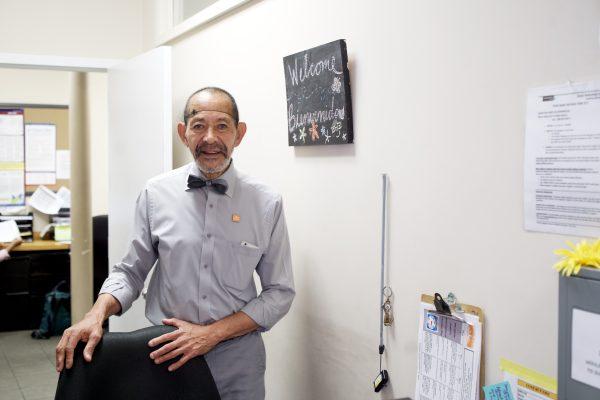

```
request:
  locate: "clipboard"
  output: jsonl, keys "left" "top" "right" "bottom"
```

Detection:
{"left": 420, "top": 294, "right": 486, "bottom": 399}
{"left": 421, "top": 294, "right": 485, "bottom": 323}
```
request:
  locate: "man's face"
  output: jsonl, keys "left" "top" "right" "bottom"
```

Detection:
{"left": 177, "top": 91, "right": 246, "bottom": 176}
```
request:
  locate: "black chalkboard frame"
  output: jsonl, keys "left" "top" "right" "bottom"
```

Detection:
{"left": 283, "top": 39, "right": 353, "bottom": 146}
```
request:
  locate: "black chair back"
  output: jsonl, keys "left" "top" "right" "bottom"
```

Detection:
{"left": 92, "top": 215, "right": 108, "bottom": 302}
{"left": 55, "top": 325, "right": 221, "bottom": 400}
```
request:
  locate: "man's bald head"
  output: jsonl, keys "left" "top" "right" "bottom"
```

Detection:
{"left": 183, "top": 87, "right": 239, "bottom": 126}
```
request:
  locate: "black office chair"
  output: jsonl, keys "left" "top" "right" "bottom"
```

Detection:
{"left": 55, "top": 325, "right": 221, "bottom": 400}
{"left": 92, "top": 214, "right": 108, "bottom": 302}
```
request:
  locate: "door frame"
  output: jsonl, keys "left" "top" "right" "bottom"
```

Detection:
{"left": 0, "top": 52, "right": 122, "bottom": 72}
{"left": 0, "top": 52, "right": 139, "bottom": 325}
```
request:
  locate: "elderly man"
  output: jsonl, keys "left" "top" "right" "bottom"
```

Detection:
{"left": 55, "top": 87, "right": 295, "bottom": 400}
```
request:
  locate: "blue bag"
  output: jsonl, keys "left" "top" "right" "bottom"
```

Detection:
{"left": 31, "top": 280, "right": 71, "bottom": 339}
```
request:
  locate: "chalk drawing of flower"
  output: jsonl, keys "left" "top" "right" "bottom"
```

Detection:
{"left": 331, "top": 77, "right": 341, "bottom": 93}
{"left": 331, "top": 120, "right": 342, "bottom": 137}
{"left": 321, "top": 126, "right": 330, "bottom": 143}
{"left": 310, "top": 121, "right": 319, "bottom": 141}
{"left": 299, "top": 127, "right": 307, "bottom": 143}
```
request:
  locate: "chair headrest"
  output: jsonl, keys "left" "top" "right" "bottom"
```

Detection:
{"left": 55, "top": 325, "right": 221, "bottom": 400}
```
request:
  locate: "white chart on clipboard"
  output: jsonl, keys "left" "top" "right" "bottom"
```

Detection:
{"left": 415, "top": 302, "right": 482, "bottom": 400}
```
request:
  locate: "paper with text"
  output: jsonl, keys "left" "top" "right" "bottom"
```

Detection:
{"left": 25, "top": 124, "right": 56, "bottom": 172}
{"left": 29, "top": 186, "right": 61, "bottom": 215}
{"left": 500, "top": 358, "right": 557, "bottom": 400}
{"left": 0, "top": 113, "right": 23, "bottom": 136}
{"left": 483, "top": 381, "right": 514, "bottom": 400}
{"left": 0, "top": 169, "right": 25, "bottom": 206}
{"left": 524, "top": 80, "right": 600, "bottom": 237}
{"left": 0, "top": 220, "right": 21, "bottom": 242}
{"left": 56, "top": 150, "right": 70, "bottom": 179}
{"left": 26, "top": 172, "right": 56, "bottom": 185}
{"left": 572, "top": 308, "right": 600, "bottom": 390}
{"left": 415, "top": 302, "right": 482, "bottom": 400}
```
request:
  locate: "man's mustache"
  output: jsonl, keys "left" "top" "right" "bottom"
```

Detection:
{"left": 194, "top": 144, "right": 227, "bottom": 159}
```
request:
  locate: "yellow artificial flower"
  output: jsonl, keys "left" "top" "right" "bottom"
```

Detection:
{"left": 553, "top": 239, "right": 600, "bottom": 276}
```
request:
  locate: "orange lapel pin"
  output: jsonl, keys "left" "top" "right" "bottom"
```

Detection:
{"left": 232, "top": 214, "right": 241, "bottom": 223}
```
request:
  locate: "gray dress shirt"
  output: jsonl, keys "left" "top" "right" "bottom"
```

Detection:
{"left": 99, "top": 161, "right": 295, "bottom": 331}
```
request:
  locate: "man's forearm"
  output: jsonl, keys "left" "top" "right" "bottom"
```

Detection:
{"left": 210, "top": 311, "right": 260, "bottom": 342}
{"left": 86, "top": 293, "right": 122, "bottom": 323}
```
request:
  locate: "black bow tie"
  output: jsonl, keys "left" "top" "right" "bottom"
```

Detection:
{"left": 187, "top": 175, "right": 228, "bottom": 194}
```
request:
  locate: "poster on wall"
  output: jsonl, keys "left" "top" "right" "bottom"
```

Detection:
{"left": 25, "top": 123, "right": 56, "bottom": 172}
{"left": 283, "top": 39, "right": 353, "bottom": 146}
{"left": 524, "top": 80, "right": 600, "bottom": 237}
{"left": 0, "top": 109, "right": 25, "bottom": 206}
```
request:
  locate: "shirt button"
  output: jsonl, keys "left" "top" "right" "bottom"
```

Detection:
{"left": 202, "top": 295, "right": 207, "bottom": 300}
{"left": 206, "top": 233, "right": 212, "bottom": 238}
{"left": 204, "top": 264, "right": 208, "bottom": 269}
{"left": 209, "top": 204, "right": 214, "bottom": 208}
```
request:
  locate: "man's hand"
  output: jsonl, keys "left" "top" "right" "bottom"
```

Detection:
{"left": 148, "top": 318, "right": 221, "bottom": 372}
{"left": 55, "top": 313, "right": 104, "bottom": 372}
{"left": 55, "top": 293, "right": 121, "bottom": 372}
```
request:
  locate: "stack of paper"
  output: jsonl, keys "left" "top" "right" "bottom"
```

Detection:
{"left": 29, "top": 185, "right": 70, "bottom": 215}
{"left": 0, "top": 215, "right": 31, "bottom": 241}
{"left": 415, "top": 302, "right": 483, "bottom": 400}
{"left": 0, "top": 220, "right": 21, "bottom": 242}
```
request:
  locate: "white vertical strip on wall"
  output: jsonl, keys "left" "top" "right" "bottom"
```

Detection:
{"left": 107, "top": 46, "right": 172, "bottom": 332}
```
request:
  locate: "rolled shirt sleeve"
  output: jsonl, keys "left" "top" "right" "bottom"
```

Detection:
{"left": 99, "top": 188, "right": 158, "bottom": 315}
{"left": 242, "top": 196, "right": 295, "bottom": 331}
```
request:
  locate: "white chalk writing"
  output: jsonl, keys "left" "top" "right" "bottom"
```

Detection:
{"left": 331, "top": 77, "right": 341, "bottom": 93}
{"left": 299, "top": 127, "right": 307, "bottom": 144}
{"left": 288, "top": 101, "right": 345, "bottom": 132}
{"left": 286, "top": 54, "right": 343, "bottom": 87}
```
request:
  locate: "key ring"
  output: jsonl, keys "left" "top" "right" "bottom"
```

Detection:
{"left": 383, "top": 286, "right": 392, "bottom": 299}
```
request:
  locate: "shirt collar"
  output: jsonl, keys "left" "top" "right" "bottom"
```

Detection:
{"left": 185, "top": 160, "right": 237, "bottom": 198}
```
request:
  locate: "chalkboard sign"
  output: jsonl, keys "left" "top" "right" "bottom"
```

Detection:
{"left": 283, "top": 39, "right": 353, "bottom": 146}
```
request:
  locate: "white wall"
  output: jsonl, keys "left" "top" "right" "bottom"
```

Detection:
{"left": 162, "top": 0, "right": 600, "bottom": 399}
{"left": 142, "top": 0, "right": 174, "bottom": 51}
{"left": 87, "top": 72, "right": 109, "bottom": 216}
{"left": 0, "top": 69, "right": 109, "bottom": 217}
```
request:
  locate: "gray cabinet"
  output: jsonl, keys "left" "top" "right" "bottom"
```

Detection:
{"left": 558, "top": 267, "right": 600, "bottom": 399}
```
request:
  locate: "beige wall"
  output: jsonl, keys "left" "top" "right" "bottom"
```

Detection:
{"left": 0, "top": 0, "right": 143, "bottom": 58}
{"left": 0, "top": 69, "right": 71, "bottom": 104}
{"left": 160, "top": 0, "right": 600, "bottom": 399}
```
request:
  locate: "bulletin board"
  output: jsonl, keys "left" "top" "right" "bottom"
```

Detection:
{"left": 1, "top": 104, "right": 70, "bottom": 194}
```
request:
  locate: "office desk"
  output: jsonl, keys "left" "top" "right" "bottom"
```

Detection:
{"left": 1, "top": 240, "right": 70, "bottom": 331}
{"left": 12, "top": 240, "right": 70, "bottom": 252}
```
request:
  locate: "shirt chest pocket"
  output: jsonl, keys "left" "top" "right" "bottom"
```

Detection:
{"left": 214, "top": 237, "right": 263, "bottom": 292}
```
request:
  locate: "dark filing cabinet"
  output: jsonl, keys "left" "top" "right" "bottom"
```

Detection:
{"left": 0, "top": 250, "right": 70, "bottom": 331}
{"left": 558, "top": 267, "right": 600, "bottom": 400}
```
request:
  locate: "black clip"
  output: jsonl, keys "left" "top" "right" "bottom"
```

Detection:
{"left": 433, "top": 292, "right": 452, "bottom": 315}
